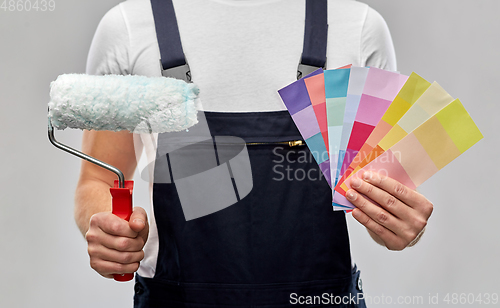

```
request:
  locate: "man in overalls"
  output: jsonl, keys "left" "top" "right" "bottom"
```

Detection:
{"left": 76, "top": 1, "right": 433, "bottom": 307}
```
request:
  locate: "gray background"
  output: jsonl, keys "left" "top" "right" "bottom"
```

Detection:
{"left": 0, "top": 0, "right": 498, "bottom": 307}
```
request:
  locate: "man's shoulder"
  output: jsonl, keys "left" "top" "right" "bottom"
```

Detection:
{"left": 327, "top": 0, "right": 371, "bottom": 26}
{"left": 113, "top": 0, "right": 152, "bottom": 25}
{"left": 328, "top": 0, "right": 369, "bottom": 14}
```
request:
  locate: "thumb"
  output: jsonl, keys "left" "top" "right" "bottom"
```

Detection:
{"left": 129, "top": 207, "right": 149, "bottom": 242}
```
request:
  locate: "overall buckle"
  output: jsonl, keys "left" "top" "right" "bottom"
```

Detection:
{"left": 160, "top": 60, "right": 192, "bottom": 82}
{"left": 297, "top": 60, "right": 326, "bottom": 80}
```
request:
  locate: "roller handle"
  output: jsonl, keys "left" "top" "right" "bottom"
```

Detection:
{"left": 109, "top": 180, "right": 134, "bottom": 282}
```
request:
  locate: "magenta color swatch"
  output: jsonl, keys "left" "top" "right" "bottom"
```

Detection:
{"left": 355, "top": 95, "right": 393, "bottom": 126}
{"left": 347, "top": 121, "right": 374, "bottom": 150}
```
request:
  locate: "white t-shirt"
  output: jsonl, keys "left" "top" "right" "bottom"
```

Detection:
{"left": 87, "top": 0, "right": 396, "bottom": 112}
{"left": 86, "top": 0, "right": 397, "bottom": 277}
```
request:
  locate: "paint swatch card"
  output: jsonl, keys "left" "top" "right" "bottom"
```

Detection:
{"left": 304, "top": 73, "right": 328, "bottom": 154}
{"left": 338, "top": 68, "right": 408, "bottom": 183}
{"left": 337, "top": 66, "right": 370, "bottom": 182}
{"left": 278, "top": 69, "right": 332, "bottom": 186}
{"left": 324, "top": 67, "right": 351, "bottom": 187}
{"left": 334, "top": 98, "right": 483, "bottom": 209}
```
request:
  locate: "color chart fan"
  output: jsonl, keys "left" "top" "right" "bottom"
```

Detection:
{"left": 278, "top": 66, "right": 483, "bottom": 211}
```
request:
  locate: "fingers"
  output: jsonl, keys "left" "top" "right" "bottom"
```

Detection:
{"left": 348, "top": 175, "right": 413, "bottom": 221}
{"left": 361, "top": 171, "right": 433, "bottom": 217}
{"left": 89, "top": 258, "right": 141, "bottom": 279}
{"left": 88, "top": 243, "right": 145, "bottom": 264}
{"left": 346, "top": 171, "right": 433, "bottom": 250}
{"left": 90, "top": 212, "right": 138, "bottom": 238}
{"left": 350, "top": 207, "right": 407, "bottom": 250}
{"left": 88, "top": 244, "right": 144, "bottom": 278}
{"left": 86, "top": 227, "right": 146, "bottom": 252}
{"left": 129, "top": 207, "right": 149, "bottom": 243}
{"left": 85, "top": 209, "right": 149, "bottom": 278}
{"left": 346, "top": 178, "right": 410, "bottom": 238}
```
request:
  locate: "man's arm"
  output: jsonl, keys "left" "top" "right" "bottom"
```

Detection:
{"left": 347, "top": 171, "right": 433, "bottom": 250}
{"left": 75, "top": 130, "right": 149, "bottom": 278}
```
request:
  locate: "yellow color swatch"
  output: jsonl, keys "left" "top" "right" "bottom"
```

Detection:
{"left": 398, "top": 82, "right": 454, "bottom": 133}
{"left": 398, "top": 73, "right": 432, "bottom": 106}
{"left": 436, "top": 99, "right": 484, "bottom": 153}
{"left": 381, "top": 96, "right": 413, "bottom": 126}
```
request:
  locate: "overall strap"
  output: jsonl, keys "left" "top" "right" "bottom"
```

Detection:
{"left": 150, "top": 0, "right": 328, "bottom": 81}
{"left": 150, "top": 0, "right": 191, "bottom": 82}
{"left": 298, "top": 0, "right": 328, "bottom": 79}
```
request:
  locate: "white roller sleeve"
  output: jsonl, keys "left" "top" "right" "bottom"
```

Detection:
{"left": 48, "top": 74, "right": 199, "bottom": 133}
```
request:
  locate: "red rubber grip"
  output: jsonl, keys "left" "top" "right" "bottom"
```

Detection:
{"left": 110, "top": 180, "right": 134, "bottom": 282}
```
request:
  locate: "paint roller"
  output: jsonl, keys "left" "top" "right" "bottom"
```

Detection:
{"left": 47, "top": 73, "right": 199, "bottom": 281}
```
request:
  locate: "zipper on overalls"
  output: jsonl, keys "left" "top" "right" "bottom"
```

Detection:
{"left": 159, "top": 140, "right": 305, "bottom": 148}
{"left": 245, "top": 140, "right": 305, "bottom": 147}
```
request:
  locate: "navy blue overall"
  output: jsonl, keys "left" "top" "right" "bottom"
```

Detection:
{"left": 134, "top": 1, "right": 367, "bottom": 307}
